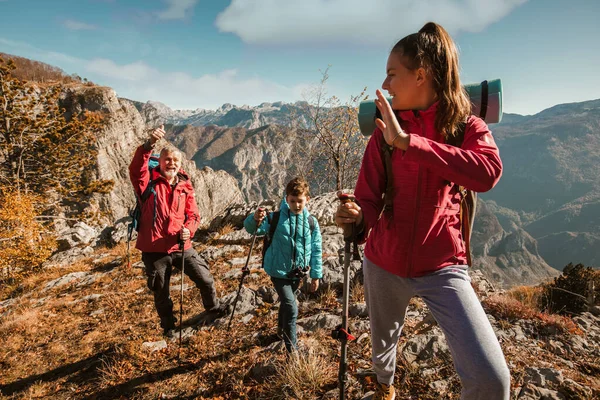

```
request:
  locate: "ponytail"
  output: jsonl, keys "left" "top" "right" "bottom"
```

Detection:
{"left": 392, "top": 22, "right": 471, "bottom": 138}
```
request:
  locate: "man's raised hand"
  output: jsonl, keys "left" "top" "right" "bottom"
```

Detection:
{"left": 149, "top": 124, "right": 165, "bottom": 145}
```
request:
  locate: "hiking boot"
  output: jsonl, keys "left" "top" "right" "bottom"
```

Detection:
{"left": 372, "top": 382, "right": 395, "bottom": 400}
{"left": 206, "top": 303, "right": 229, "bottom": 318}
{"left": 163, "top": 328, "right": 176, "bottom": 339}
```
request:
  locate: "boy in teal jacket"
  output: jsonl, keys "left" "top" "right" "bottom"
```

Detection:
{"left": 244, "top": 177, "right": 323, "bottom": 352}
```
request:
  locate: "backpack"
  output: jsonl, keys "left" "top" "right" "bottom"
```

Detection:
{"left": 379, "top": 122, "right": 477, "bottom": 266}
{"left": 261, "top": 211, "right": 317, "bottom": 269}
{"left": 127, "top": 154, "right": 160, "bottom": 241}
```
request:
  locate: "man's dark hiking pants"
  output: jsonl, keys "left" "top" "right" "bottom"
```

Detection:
{"left": 142, "top": 248, "right": 218, "bottom": 331}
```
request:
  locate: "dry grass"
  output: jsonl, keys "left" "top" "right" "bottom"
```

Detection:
{"left": 318, "top": 285, "right": 339, "bottom": 309}
{"left": 217, "top": 223, "right": 236, "bottom": 237}
{"left": 507, "top": 285, "right": 545, "bottom": 311}
{"left": 269, "top": 344, "right": 336, "bottom": 400}
{"left": 350, "top": 280, "right": 364, "bottom": 303}
{"left": 484, "top": 293, "right": 583, "bottom": 335}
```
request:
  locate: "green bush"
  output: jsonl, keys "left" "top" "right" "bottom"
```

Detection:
{"left": 541, "top": 263, "right": 600, "bottom": 314}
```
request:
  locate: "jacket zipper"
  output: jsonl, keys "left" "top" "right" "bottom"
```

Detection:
{"left": 406, "top": 115, "right": 425, "bottom": 276}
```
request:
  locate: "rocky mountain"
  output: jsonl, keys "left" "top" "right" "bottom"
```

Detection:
{"left": 57, "top": 86, "right": 244, "bottom": 230}
{"left": 484, "top": 99, "right": 600, "bottom": 269}
{"left": 471, "top": 201, "right": 559, "bottom": 286}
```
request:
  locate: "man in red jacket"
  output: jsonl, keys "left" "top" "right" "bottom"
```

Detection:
{"left": 129, "top": 126, "right": 226, "bottom": 337}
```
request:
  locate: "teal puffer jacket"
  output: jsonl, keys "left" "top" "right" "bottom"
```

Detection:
{"left": 244, "top": 197, "right": 323, "bottom": 280}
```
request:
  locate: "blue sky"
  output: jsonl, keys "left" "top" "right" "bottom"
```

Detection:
{"left": 0, "top": 0, "right": 598, "bottom": 115}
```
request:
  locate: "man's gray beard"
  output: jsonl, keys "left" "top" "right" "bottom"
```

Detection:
{"left": 163, "top": 170, "right": 177, "bottom": 179}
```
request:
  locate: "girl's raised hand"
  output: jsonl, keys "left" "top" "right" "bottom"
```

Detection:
{"left": 374, "top": 89, "right": 409, "bottom": 150}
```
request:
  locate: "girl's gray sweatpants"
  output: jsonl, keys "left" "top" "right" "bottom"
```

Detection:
{"left": 363, "top": 257, "right": 511, "bottom": 400}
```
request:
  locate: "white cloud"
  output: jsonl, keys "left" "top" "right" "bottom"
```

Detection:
{"left": 156, "top": 0, "right": 198, "bottom": 20}
{"left": 216, "top": 0, "right": 528, "bottom": 45}
{"left": 85, "top": 58, "right": 308, "bottom": 109}
{"left": 0, "top": 37, "right": 305, "bottom": 110}
{"left": 62, "top": 19, "right": 97, "bottom": 31}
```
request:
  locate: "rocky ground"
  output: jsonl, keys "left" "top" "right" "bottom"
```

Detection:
{"left": 1, "top": 215, "right": 599, "bottom": 399}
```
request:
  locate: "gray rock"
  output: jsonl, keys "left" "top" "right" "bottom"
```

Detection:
{"left": 297, "top": 314, "right": 341, "bottom": 333}
{"left": 44, "top": 246, "right": 94, "bottom": 268}
{"left": 401, "top": 330, "right": 450, "bottom": 365}
{"left": 167, "top": 327, "right": 195, "bottom": 342}
{"left": 142, "top": 340, "right": 168, "bottom": 352}
{"left": 429, "top": 379, "right": 449, "bottom": 393}
{"left": 517, "top": 383, "right": 566, "bottom": 400}
{"left": 526, "top": 367, "right": 564, "bottom": 387}
{"left": 241, "top": 314, "right": 254, "bottom": 324}
{"left": 221, "top": 287, "right": 263, "bottom": 316}
{"left": 257, "top": 286, "right": 278, "bottom": 303}
{"left": 170, "top": 283, "right": 192, "bottom": 292}
{"left": 109, "top": 221, "right": 130, "bottom": 245}
{"left": 200, "top": 245, "right": 245, "bottom": 261}
{"left": 90, "top": 308, "right": 105, "bottom": 316}
{"left": 321, "top": 257, "right": 362, "bottom": 289}
{"left": 214, "top": 229, "right": 255, "bottom": 245}
{"left": 351, "top": 320, "right": 370, "bottom": 334}
{"left": 43, "top": 272, "right": 89, "bottom": 291}
{"left": 349, "top": 302, "right": 368, "bottom": 318}
{"left": 228, "top": 255, "right": 261, "bottom": 267}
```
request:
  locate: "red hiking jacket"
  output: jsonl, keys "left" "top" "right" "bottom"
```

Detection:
{"left": 129, "top": 145, "right": 200, "bottom": 253}
{"left": 355, "top": 102, "right": 502, "bottom": 277}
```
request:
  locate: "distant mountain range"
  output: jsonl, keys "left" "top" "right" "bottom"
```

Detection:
{"left": 128, "top": 99, "right": 310, "bottom": 130}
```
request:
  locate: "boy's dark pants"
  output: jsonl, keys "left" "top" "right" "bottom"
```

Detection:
{"left": 271, "top": 276, "right": 301, "bottom": 352}
{"left": 142, "top": 248, "right": 218, "bottom": 331}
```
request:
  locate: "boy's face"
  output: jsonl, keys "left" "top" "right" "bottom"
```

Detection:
{"left": 286, "top": 193, "right": 309, "bottom": 215}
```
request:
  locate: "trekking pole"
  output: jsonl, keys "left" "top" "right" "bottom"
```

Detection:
{"left": 178, "top": 237, "right": 185, "bottom": 361}
{"left": 227, "top": 208, "right": 264, "bottom": 330}
{"left": 332, "top": 193, "right": 357, "bottom": 400}
{"left": 126, "top": 217, "right": 134, "bottom": 269}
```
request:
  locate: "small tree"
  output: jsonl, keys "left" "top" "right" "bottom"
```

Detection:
{"left": 0, "top": 189, "right": 55, "bottom": 281}
{"left": 541, "top": 262, "right": 600, "bottom": 314}
{"left": 291, "top": 67, "right": 368, "bottom": 194}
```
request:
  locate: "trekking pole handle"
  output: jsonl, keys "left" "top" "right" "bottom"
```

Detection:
{"left": 337, "top": 193, "right": 356, "bottom": 205}
{"left": 337, "top": 193, "right": 357, "bottom": 247}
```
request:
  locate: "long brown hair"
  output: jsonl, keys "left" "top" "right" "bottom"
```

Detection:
{"left": 391, "top": 22, "right": 471, "bottom": 138}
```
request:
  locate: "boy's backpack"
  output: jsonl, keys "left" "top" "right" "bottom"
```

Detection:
{"left": 127, "top": 154, "right": 160, "bottom": 241}
{"left": 380, "top": 122, "right": 477, "bottom": 266}
{"left": 261, "top": 211, "right": 317, "bottom": 269}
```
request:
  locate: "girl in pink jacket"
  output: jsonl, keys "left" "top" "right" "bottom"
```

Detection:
{"left": 335, "top": 22, "right": 510, "bottom": 400}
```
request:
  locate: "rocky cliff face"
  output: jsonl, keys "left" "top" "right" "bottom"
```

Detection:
{"left": 58, "top": 86, "right": 243, "bottom": 227}
{"left": 161, "top": 124, "right": 303, "bottom": 202}
{"left": 472, "top": 201, "right": 559, "bottom": 287}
